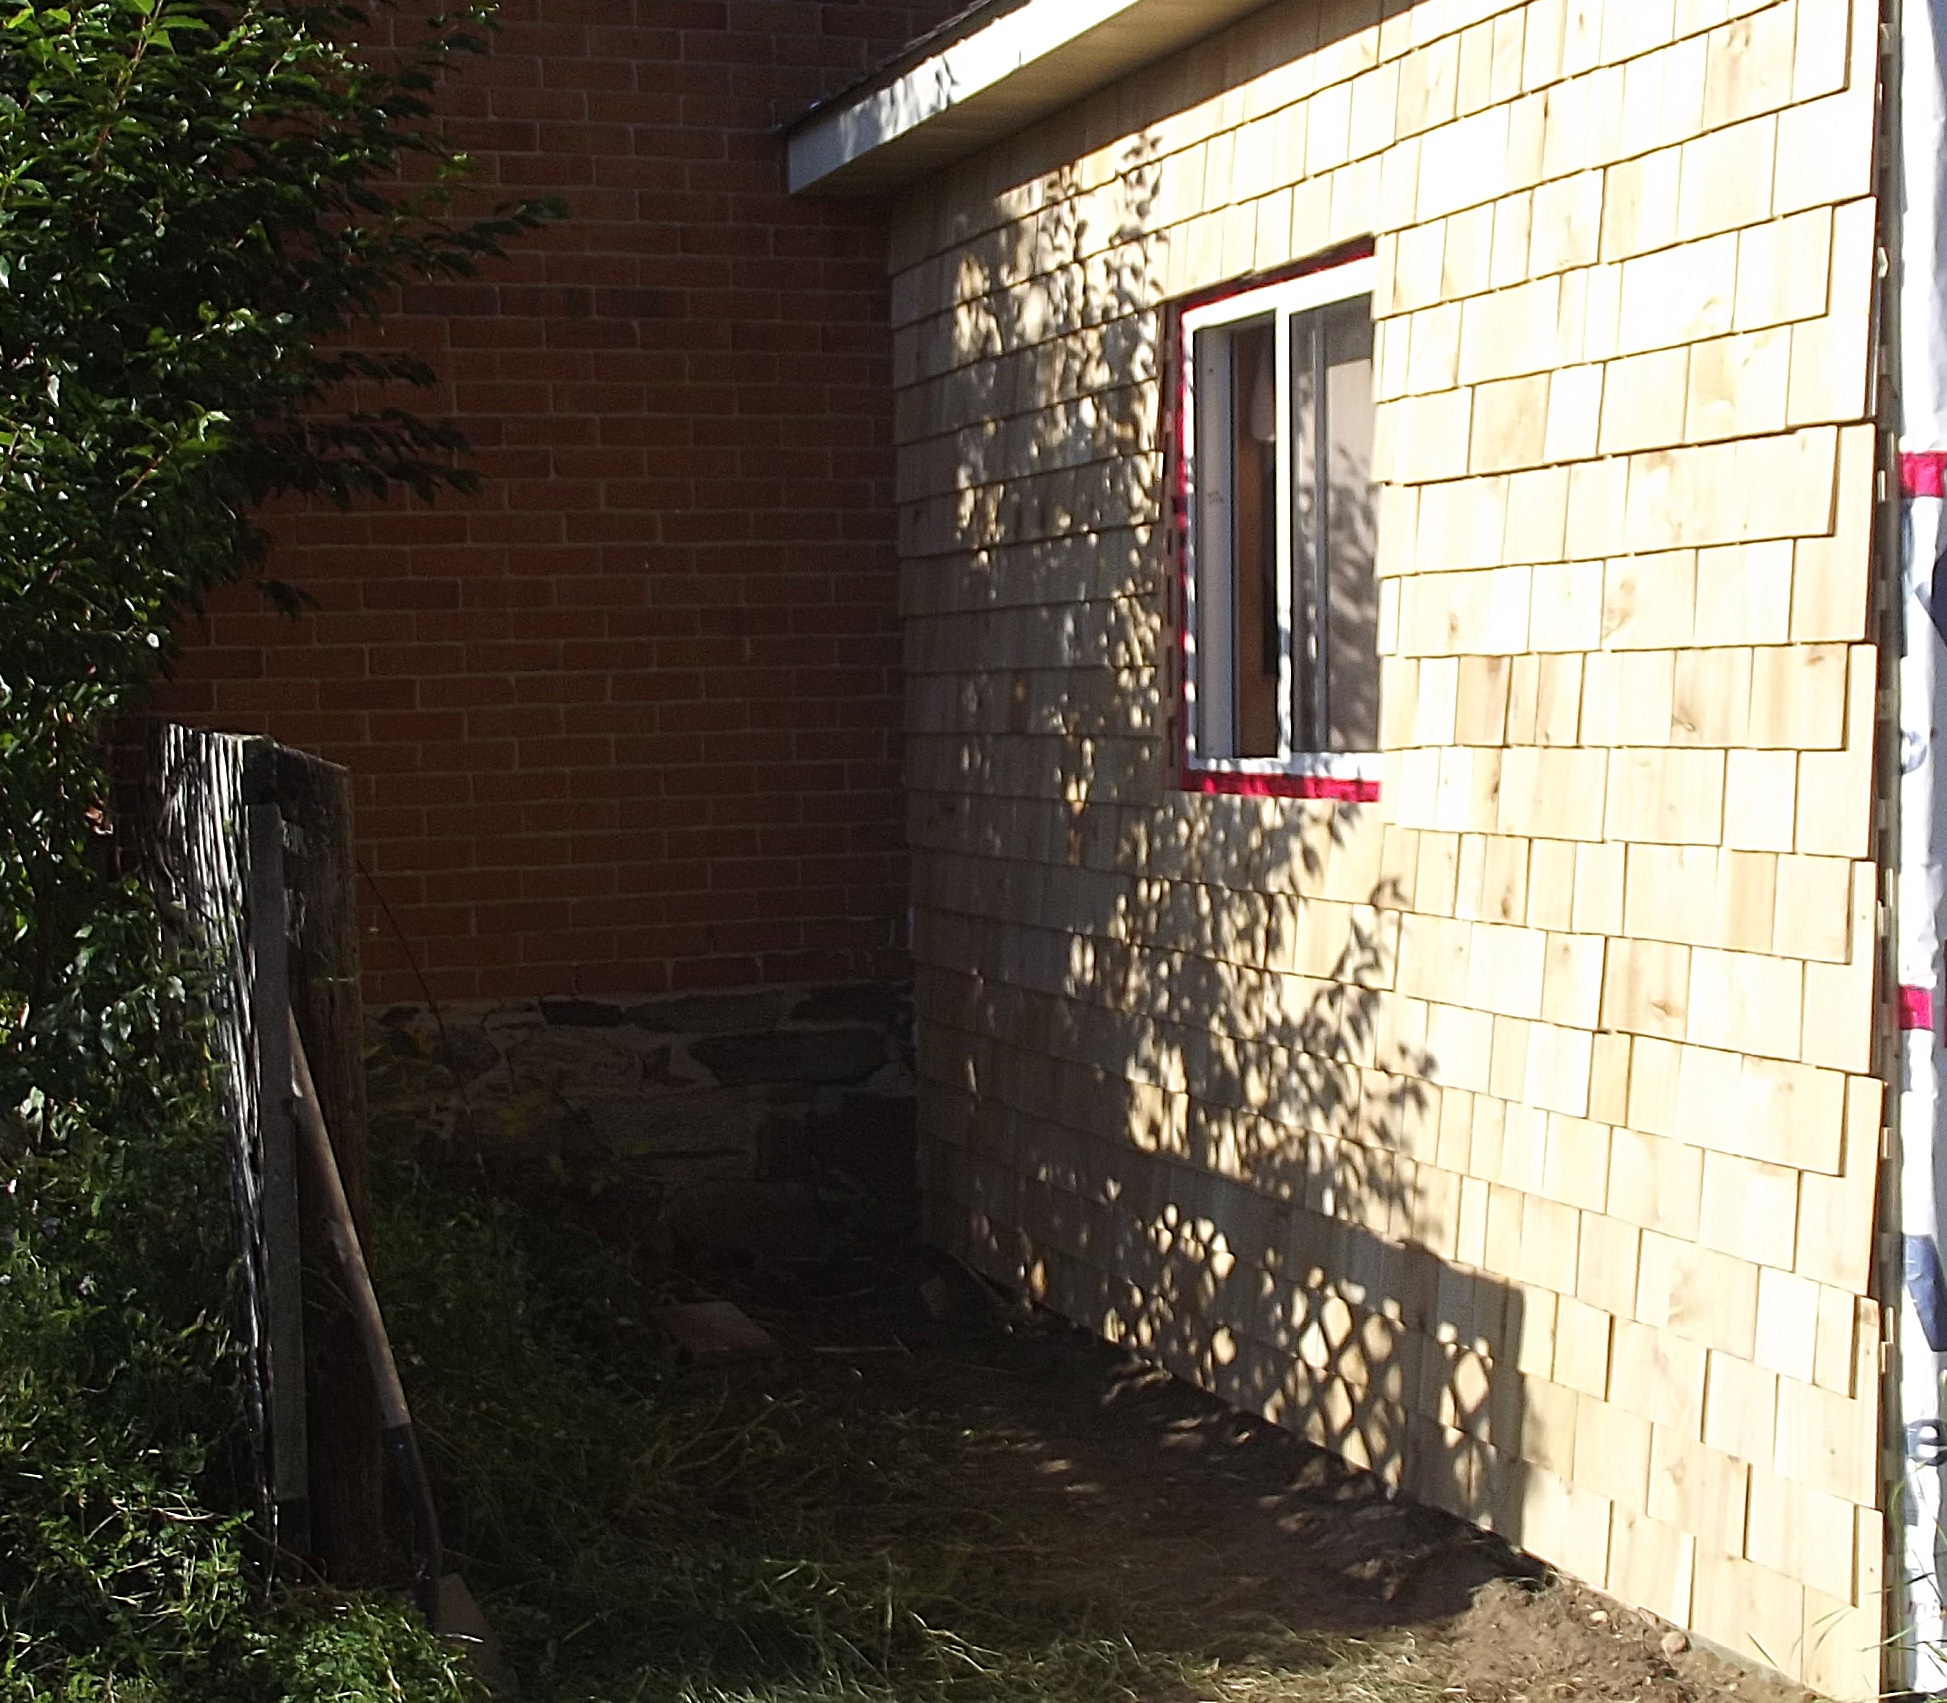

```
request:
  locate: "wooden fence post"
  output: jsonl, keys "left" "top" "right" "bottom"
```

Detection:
{"left": 276, "top": 748, "right": 388, "bottom": 1583}
{"left": 241, "top": 780, "right": 310, "bottom": 1558}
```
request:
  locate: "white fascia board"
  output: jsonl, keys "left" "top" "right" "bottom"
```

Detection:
{"left": 786, "top": 0, "right": 1275, "bottom": 195}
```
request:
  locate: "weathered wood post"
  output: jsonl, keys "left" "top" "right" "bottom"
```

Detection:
{"left": 273, "top": 746, "right": 388, "bottom": 1582}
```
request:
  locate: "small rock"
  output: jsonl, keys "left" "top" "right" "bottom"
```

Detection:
{"left": 1589, "top": 1609, "right": 1608, "bottom": 1625}
{"left": 653, "top": 1300, "right": 780, "bottom": 1366}
{"left": 1660, "top": 1630, "right": 1690, "bottom": 1658}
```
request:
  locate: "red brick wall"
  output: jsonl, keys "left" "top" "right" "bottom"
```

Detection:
{"left": 154, "top": 0, "right": 951, "bottom": 1004}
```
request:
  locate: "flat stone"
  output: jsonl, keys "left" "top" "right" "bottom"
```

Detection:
{"left": 506, "top": 1029, "right": 646, "bottom": 1097}
{"left": 472, "top": 1093, "right": 577, "bottom": 1159}
{"left": 590, "top": 1091, "right": 758, "bottom": 1159}
{"left": 539, "top": 996, "right": 627, "bottom": 1028}
{"left": 689, "top": 1027, "right": 886, "bottom": 1086}
{"left": 652, "top": 1300, "right": 780, "bottom": 1365}
{"left": 435, "top": 1024, "right": 501, "bottom": 1083}
{"left": 624, "top": 991, "right": 783, "bottom": 1035}
{"left": 753, "top": 1108, "right": 816, "bottom": 1180}
{"left": 790, "top": 982, "right": 905, "bottom": 1027}
{"left": 371, "top": 1005, "right": 438, "bottom": 1057}
{"left": 479, "top": 1001, "right": 548, "bottom": 1041}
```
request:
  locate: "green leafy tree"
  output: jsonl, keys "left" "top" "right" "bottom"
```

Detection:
{"left": 0, "top": 0, "right": 548, "bottom": 1692}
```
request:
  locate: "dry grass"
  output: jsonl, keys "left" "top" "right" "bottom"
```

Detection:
{"left": 373, "top": 1166, "right": 1451, "bottom": 1703}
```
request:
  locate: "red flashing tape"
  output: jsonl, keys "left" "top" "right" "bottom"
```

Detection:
{"left": 1901, "top": 985, "right": 1936, "bottom": 1032}
{"left": 1902, "top": 452, "right": 1947, "bottom": 498}
{"left": 1181, "top": 769, "right": 1380, "bottom": 802}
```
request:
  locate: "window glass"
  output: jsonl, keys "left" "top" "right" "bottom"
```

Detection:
{"left": 1183, "top": 264, "right": 1378, "bottom": 777}
{"left": 1228, "top": 317, "right": 1279, "bottom": 756}
{"left": 1322, "top": 299, "right": 1377, "bottom": 752}
{"left": 1290, "top": 311, "right": 1322, "bottom": 750}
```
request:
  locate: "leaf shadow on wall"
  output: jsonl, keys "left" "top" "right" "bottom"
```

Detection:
{"left": 903, "top": 87, "right": 1563, "bottom": 1610}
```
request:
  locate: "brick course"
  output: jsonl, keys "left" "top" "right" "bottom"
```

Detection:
{"left": 154, "top": 0, "right": 957, "bottom": 1002}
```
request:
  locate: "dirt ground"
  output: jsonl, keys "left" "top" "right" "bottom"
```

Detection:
{"left": 689, "top": 1239, "right": 1818, "bottom": 1703}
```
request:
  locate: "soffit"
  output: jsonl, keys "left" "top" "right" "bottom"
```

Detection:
{"left": 785, "top": 0, "right": 1283, "bottom": 195}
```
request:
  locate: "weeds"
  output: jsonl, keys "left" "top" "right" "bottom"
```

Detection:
{"left": 373, "top": 1162, "right": 1438, "bottom": 1703}
{"left": 0, "top": 930, "right": 474, "bottom": 1701}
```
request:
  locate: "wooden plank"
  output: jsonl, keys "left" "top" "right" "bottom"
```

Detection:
{"left": 276, "top": 747, "right": 388, "bottom": 1583}
{"left": 244, "top": 792, "right": 309, "bottom": 1557}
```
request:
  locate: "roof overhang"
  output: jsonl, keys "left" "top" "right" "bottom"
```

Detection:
{"left": 785, "top": 0, "right": 1280, "bottom": 195}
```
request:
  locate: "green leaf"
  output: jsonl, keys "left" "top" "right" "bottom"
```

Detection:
{"left": 0, "top": 0, "right": 553, "bottom": 1692}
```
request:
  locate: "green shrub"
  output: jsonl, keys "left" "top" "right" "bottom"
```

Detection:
{"left": 0, "top": 0, "right": 546, "bottom": 1692}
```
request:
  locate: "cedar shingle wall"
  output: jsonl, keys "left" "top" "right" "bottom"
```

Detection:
{"left": 155, "top": 0, "right": 961, "bottom": 1002}
{"left": 893, "top": 0, "right": 1886, "bottom": 1688}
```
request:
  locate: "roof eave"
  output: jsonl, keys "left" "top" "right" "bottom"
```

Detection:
{"left": 785, "top": 0, "right": 1281, "bottom": 195}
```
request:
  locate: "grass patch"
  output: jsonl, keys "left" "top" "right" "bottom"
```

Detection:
{"left": 372, "top": 1164, "right": 1438, "bottom": 1703}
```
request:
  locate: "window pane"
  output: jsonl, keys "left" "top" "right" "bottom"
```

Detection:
{"left": 1289, "top": 313, "right": 1322, "bottom": 751}
{"left": 1192, "top": 317, "right": 1280, "bottom": 761}
{"left": 1230, "top": 319, "right": 1280, "bottom": 757}
{"left": 1191, "top": 326, "right": 1235, "bottom": 758}
{"left": 1322, "top": 298, "right": 1377, "bottom": 752}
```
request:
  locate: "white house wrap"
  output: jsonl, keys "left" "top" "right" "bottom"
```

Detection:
{"left": 1899, "top": 0, "right": 1947, "bottom": 1687}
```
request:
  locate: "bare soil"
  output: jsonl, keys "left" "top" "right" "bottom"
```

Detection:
{"left": 697, "top": 1239, "right": 1818, "bottom": 1703}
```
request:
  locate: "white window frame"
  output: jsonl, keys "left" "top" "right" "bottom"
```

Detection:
{"left": 1179, "top": 255, "right": 1381, "bottom": 785}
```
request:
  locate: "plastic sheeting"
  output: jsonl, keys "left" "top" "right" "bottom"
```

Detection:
{"left": 1901, "top": 0, "right": 1947, "bottom": 1687}
{"left": 1897, "top": 479, "right": 1947, "bottom": 1691}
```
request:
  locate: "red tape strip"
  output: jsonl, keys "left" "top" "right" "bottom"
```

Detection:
{"left": 1901, "top": 985, "right": 1936, "bottom": 1031}
{"left": 1180, "top": 769, "right": 1380, "bottom": 802}
{"left": 1902, "top": 452, "right": 1947, "bottom": 498}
